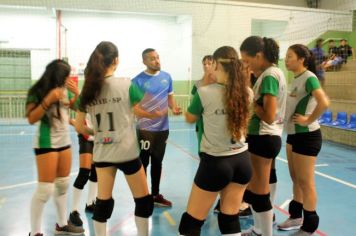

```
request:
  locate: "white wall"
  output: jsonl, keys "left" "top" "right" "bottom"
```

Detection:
{"left": 0, "top": 7, "right": 56, "bottom": 80}
{"left": 61, "top": 11, "right": 192, "bottom": 80}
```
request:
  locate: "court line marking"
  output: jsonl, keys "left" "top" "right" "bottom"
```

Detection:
{"left": 163, "top": 211, "right": 177, "bottom": 226}
{"left": 279, "top": 199, "right": 291, "bottom": 210}
{"left": 276, "top": 157, "right": 356, "bottom": 189}
{"left": 0, "top": 172, "right": 78, "bottom": 191}
{"left": 315, "top": 164, "right": 329, "bottom": 167}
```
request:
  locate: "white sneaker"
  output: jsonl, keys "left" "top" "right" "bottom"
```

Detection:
{"left": 277, "top": 217, "right": 303, "bottom": 231}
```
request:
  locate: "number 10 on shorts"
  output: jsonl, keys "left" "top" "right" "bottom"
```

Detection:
{"left": 140, "top": 140, "right": 150, "bottom": 150}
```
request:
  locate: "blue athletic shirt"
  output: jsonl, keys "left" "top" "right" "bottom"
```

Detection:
{"left": 130, "top": 71, "right": 173, "bottom": 131}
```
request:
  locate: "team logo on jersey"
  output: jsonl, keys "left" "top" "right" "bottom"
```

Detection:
{"left": 161, "top": 79, "right": 168, "bottom": 85}
{"left": 144, "top": 82, "right": 150, "bottom": 90}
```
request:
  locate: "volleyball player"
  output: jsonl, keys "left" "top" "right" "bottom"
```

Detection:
{"left": 75, "top": 41, "right": 153, "bottom": 236}
{"left": 68, "top": 114, "right": 97, "bottom": 226}
{"left": 26, "top": 59, "right": 84, "bottom": 235}
{"left": 278, "top": 44, "right": 329, "bottom": 236}
{"left": 178, "top": 46, "right": 252, "bottom": 236}
{"left": 240, "top": 36, "right": 287, "bottom": 236}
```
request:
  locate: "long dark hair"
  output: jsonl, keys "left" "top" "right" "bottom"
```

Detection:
{"left": 27, "top": 59, "right": 70, "bottom": 119}
{"left": 80, "top": 41, "right": 118, "bottom": 108}
{"left": 288, "top": 44, "right": 317, "bottom": 74}
{"left": 240, "top": 36, "right": 279, "bottom": 65}
{"left": 213, "top": 46, "right": 250, "bottom": 141}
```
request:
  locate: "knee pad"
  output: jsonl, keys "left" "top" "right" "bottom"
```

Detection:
{"left": 251, "top": 192, "right": 272, "bottom": 212}
{"left": 134, "top": 194, "right": 153, "bottom": 218}
{"left": 178, "top": 212, "right": 204, "bottom": 236}
{"left": 269, "top": 168, "right": 277, "bottom": 184}
{"left": 92, "top": 198, "right": 114, "bottom": 223}
{"left": 301, "top": 209, "right": 319, "bottom": 233}
{"left": 243, "top": 189, "right": 254, "bottom": 205}
{"left": 34, "top": 182, "right": 54, "bottom": 202}
{"left": 54, "top": 176, "right": 70, "bottom": 196}
{"left": 218, "top": 212, "right": 240, "bottom": 234}
{"left": 288, "top": 200, "right": 303, "bottom": 218}
{"left": 73, "top": 168, "right": 90, "bottom": 189}
{"left": 89, "top": 164, "right": 97, "bottom": 182}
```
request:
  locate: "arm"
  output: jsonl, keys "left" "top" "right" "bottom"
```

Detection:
{"left": 74, "top": 111, "right": 94, "bottom": 136}
{"left": 65, "top": 78, "right": 79, "bottom": 110}
{"left": 132, "top": 104, "right": 167, "bottom": 119}
{"left": 26, "top": 87, "right": 65, "bottom": 124}
{"left": 254, "top": 94, "right": 277, "bottom": 125}
{"left": 293, "top": 88, "right": 329, "bottom": 126}
{"left": 168, "top": 94, "right": 182, "bottom": 115}
{"left": 185, "top": 111, "right": 199, "bottom": 123}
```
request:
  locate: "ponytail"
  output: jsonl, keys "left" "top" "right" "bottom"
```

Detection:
{"left": 80, "top": 41, "right": 118, "bottom": 109}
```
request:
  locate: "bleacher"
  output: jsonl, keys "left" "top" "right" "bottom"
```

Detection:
{"left": 321, "top": 60, "right": 356, "bottom": 146}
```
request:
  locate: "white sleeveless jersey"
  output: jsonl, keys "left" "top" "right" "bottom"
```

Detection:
{"left": 85, "top": 76, "right": 139, "bottom": 163}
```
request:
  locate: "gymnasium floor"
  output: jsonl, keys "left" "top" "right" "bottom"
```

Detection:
{"left": 0, "top": 118, "right": 355, "bottom": 236}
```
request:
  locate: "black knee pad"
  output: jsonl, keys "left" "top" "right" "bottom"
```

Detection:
{"left": 73, "top": 168, "right": 90, "bottom": 189}
{"left": 218, "top": 212, "right": 240, "bottom": 234}
{"left": 134, "top": 194, "right": 153, "bottom": 218}
{"left": 301, "top": 209, "right": 319, "bottom": 233}
{"left": 92, "top": 198, "right": 114, "bottom": 223}
{"left": 269, "top": 168, "right": 277, "bottom": 184}
{"left": 289, "top": 200, "right": 303, "bottom": 218}
{"left": 251, "top": 192, "right": 272, "bottom": 212}
{"left": 89, "top": 164, "right": 97, "bottom": 182}
{"left": 243, "top": 189, "right": 254, "bottom": 205}
{"left": 178, "top": 212, "right": 204, "bottom": 236}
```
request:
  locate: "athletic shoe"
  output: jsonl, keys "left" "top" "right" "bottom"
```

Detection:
{"left": 239, "top": 206, "right": 252, "bottom": 218}
{"left": 69, "top": 210, "right": 83, "bottom": 227}
{"left": 85, "top": 202, "right": 95, "bottom": 213}
{"left": 290, "top": 229, "right": 313, "bottom": 236}
{"left": 29, "top": 233, "right": 43, "bottom": 236}
{"left": 241, "top": 227, "right": 262, "bottom": 236}
{"left": 55, "top": 221, "right": 85, "bottom": 235}
{"left": 213, "top": 200, "right": 220, "bottom": 214}
{"left": 277, "top": 217, "right": 303, "bottom": 231}
{"left": 153, "top": 194, "right": 172, "bottom": 207}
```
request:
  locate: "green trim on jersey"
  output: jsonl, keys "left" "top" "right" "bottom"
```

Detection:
{"left": 26, "top": 93, "right": 39, "bottom": 105}
{"left": 129, "top": 83, "right": 144, "bottom": 106}
{"left": 294, "top": 76, "right": 320, "bottom": 133}
{"left": 260, "top": 75, "right": 279, "bottom": 96}
{"left": 188, "top": 92, "right": 204, "bottom": 151}
{"left": 191, "top": 84, "right": 197, "bottom": 95}
{"left": 38, "top": 115, "right": 51, "bottom": 148}
{"left": 294, "top": 95, "right": 311, "bottom": 133}
{"left": 305, "top": 76, "right": 321, "bottom": 94}
{"left": 248, "top": 114, "right": 261, "bottom": 135}
{"left": 188, "top": 92, "right": 203, "bottom": 115}
{"left": 74, "top": 95, "right": 81, "bottom": 111}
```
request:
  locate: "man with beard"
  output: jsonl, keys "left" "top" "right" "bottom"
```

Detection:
{"left": 130, "top": 48, "right": 181, "bottom": 207}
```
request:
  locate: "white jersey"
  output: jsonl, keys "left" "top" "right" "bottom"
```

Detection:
{"left": 27, "top": 89, "right": 71, "bottom": 149}
{"left": 85, "top": 76, "right": 139, "bottom": 163}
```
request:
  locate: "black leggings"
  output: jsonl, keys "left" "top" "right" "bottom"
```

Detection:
{"left": 137, "top": 130, "right": 169, "bottom": 196}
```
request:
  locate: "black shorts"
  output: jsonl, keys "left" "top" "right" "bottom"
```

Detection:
{"left": 247, "top": 135, "right": 281, "bottom": 159}
{"left": 78, "top": 134, "right": 94, "bottom": 154}
{"left": 95, "top": 158, "right": 142, "bottom": 175}
{"left": 194, "top": 151, "right": 252, "bottom": 192}
{"left": 34, "top": 145, "right": 71, "bottom": 155}
{"left": 287, "top": 129, "right": 322, "bottom": 156}
{"left": 137, "top": 129, "right": 169, "bottom": 159}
